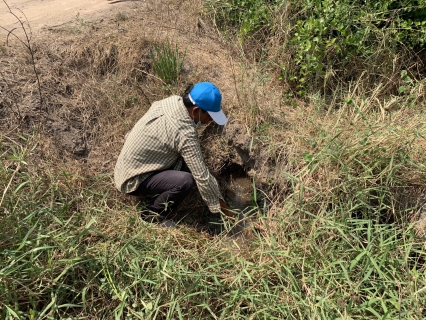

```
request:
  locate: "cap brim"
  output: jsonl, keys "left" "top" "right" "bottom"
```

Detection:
{"left": 207, "top": 110, "right": 228, "bottom": 125}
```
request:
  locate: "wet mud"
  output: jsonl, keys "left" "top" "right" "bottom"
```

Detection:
{"left": 226, "top": 177, "right": 253, "bottom": 210}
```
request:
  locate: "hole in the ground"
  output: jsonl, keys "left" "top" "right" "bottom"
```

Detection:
{"left": 219, "top": 163, "right": 259, "bottom": 212}
{"left": 171, "top": 162, "right": 269, "bottom": 236}
{"left": 220, "top": 162, "right": 248, "bottom": 180}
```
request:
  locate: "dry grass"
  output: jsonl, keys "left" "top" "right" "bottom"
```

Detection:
{"left": 1, "top": 0, "right": 426, "bottom": 318}
{"left": 1, "top": 0, "right": 425, "bottom": 238}
{"left": 0, "top": 0, "right": 257, "bottom": 236}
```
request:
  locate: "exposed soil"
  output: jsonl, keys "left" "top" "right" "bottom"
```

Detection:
{"left": 1, "top": 0, "right": 138, "bottom": 34}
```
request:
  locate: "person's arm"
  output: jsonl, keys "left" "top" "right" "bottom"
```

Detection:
{"left": 177, "top": 130, "right": 226, "bottom": 213}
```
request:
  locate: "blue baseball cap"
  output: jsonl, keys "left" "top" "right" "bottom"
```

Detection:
{"left": 188, "top": 82, "right": 228, "bottom": 125}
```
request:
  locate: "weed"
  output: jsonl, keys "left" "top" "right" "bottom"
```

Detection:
{"left": 0, "top": 0, "right": 43, "bottom": 115}
{"left": 206, "top": 0, "right": 276, "bottom": 38}
{"left": 115, "top": 12, "right": 129, "bottom": 22}
{"left": 64, "top": 12, "right": 94, "bottom": 34}
{"left": 150, "top": 40, "right": 185, "bottom": 85}
{"left": 2, "top": 132, "right": 426, "bottom": 318}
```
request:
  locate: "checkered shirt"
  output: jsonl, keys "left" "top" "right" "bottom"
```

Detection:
{"left": 114, "top": 95, "right": 223, "bottom": 212}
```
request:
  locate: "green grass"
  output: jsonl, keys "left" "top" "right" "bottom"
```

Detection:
{"left": 1, "top": 132, "right": 426, "bottom": 319}
{"left": 150, "top": 40, "right": 185, "bottom": 86}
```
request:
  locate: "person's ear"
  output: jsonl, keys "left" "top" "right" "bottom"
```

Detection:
{"left": 192, "top": 106, "right": 200, "bottom": 117}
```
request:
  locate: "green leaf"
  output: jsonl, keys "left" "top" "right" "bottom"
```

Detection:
{"left": 303, "top": 152, "right": 313, "bottom": 162}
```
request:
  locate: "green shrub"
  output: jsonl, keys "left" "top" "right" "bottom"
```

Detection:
{"left": 290, "top": 0, "right": 426, "bottom": 94}
{"left": 206, "top": 0, "right": 279, "bottom": 37}
{"left": 206, "top": 0, "right": 426, "bottom": 96}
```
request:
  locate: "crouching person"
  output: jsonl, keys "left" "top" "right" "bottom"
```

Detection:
{"left": 114, "top": 82, "right": 233, "bottom": 228}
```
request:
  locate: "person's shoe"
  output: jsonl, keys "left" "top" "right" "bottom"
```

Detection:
{"left": 139, "top": 210, "right": 177, "bottom": 229}
{"left": 159, "top": 219, "right": 177, "bottom": 229}
{"left": 229, "top": 212, "right": 252, "bottom": 236}
{"left": 139, "top": 209, "right": 162, "bottom": 223}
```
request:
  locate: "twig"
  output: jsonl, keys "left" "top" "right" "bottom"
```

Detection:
{"left": 229, "top": 57, "right": 243, "bottom": 110}
{"left": 0, "top": 162, "right": 21, "bottom": 209}
{"left": 1, "top": 0, "right": 44, "bottom": 119}
{"left": 135, "top": 68, "right": 168, "bottom": 86}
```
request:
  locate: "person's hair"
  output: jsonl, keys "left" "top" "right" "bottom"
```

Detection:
{"left": 182, "top": 83, "right": 208, "bottom": 114}
{"left": 182, "top": 84, "right": 195, "bottom": 108}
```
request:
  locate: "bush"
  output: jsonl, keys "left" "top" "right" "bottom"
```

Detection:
{"left": 290, "top": 0, "right": 426, "bottom": 94}
{"left": 206, "top": 0, "right": 278, "bottom": 37}
{"left": 206, "top": 0, "right": 426, "bottom": 95}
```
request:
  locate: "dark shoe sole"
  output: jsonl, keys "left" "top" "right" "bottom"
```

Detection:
{"left": 139, "top": 211, "right": 177, "bottom": 229}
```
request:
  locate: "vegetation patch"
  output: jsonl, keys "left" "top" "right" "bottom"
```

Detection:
{"left": 207, "top": 0, "right": 426, "bottom": 96}
{"left": 1, "top": 0, "right": 426, "bottom": 318}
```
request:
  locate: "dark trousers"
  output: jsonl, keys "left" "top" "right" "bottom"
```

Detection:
{"left": 129, "top": 163, "right": 196, "bottom": 218}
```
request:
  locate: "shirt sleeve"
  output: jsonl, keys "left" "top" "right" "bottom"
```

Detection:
{"left": 177, "top": 130, "right": 223, "bottom": 213}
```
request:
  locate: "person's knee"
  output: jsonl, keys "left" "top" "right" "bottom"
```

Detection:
{"left": 181, "top": 172, "right": 195, "bottom": 191}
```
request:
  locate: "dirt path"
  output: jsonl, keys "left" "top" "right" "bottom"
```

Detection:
{"left": 1, "top": 0, "right": 139, "bottom": 34}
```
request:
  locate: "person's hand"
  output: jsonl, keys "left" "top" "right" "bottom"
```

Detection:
{"left": 219, "top": 199, "right": 237, "bottom": 218}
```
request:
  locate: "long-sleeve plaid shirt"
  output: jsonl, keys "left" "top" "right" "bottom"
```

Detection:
{"left": 114, "top": 95, "right": 223, "bottom": 212}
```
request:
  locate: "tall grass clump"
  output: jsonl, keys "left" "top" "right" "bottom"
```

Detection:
{"left": 150, "top": 40, "right": 185, "bottom": 85}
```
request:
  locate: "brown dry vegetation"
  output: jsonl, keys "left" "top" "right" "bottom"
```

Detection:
{"left": 0, "top": 0, "right": 296, "bottom": 229}
{"left": 2, "top": 0, "right": 426, "bottom": 318}
{"left": 1, "top": 0, "right": 241, "bottom": 217}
